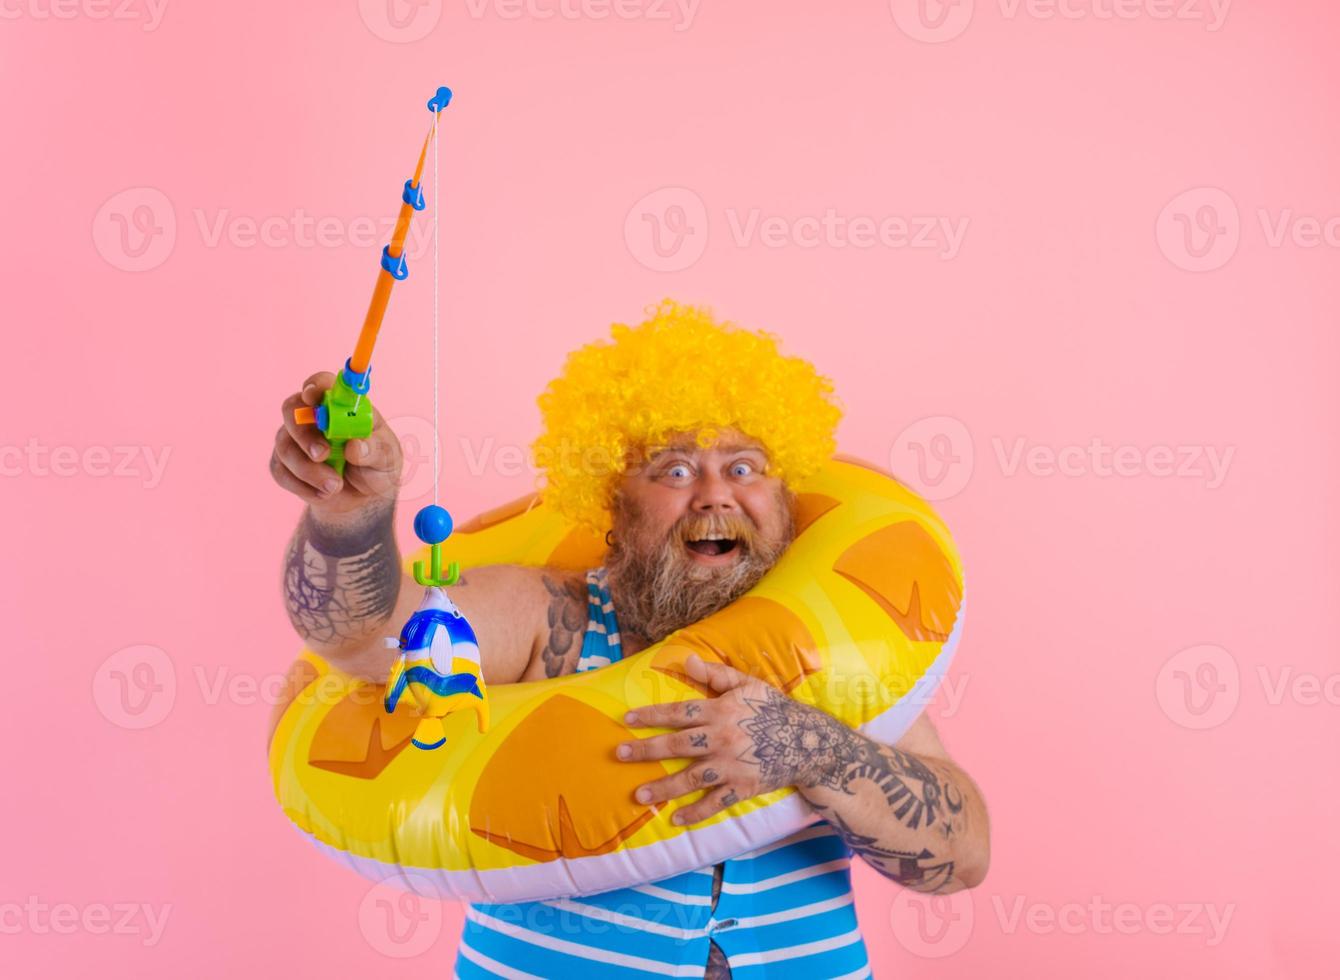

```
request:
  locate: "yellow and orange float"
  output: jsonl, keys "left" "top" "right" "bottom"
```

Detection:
{"left": 267, "top": 455, "right": 965, "bottom": 902}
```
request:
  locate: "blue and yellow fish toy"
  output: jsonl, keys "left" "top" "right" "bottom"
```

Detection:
{"left": 384, "top": 504, "right": 490, "bottom": 750}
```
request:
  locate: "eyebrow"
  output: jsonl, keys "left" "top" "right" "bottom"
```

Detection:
{"left": 650, "top": 441, "right": 767, "bottom": 457}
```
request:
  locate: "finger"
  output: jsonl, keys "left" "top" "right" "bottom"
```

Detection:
{"left": 625, "top": 699, "right": 711, "bottom": 730}
{"left": 673, "top": 784, "right": 743, "bottom": 827}
{"left": 616, "top": 729, "right": 713, "bottom": 763}
{"left": 634, "top": 762, "right": 727, "bottom": 806}
{"left": 269, "top": 450, "right": 326, "bottom": 503}
{"left": 273, "top": 427, "right": 343, "bottom": 496}
{"left": 300, "top": 371, "right": 336, "bottom": 402}
{"left": 342, "top": 461, "right": 398, "bottom": 505}
{"left": 684, "top": 652, "right": 754, "bottom": 694}
{"left": 281, "top": 392, "right": 331, "bottom": 463}
{"left": 345, "top": 435, "right": 395, "bottom": 473}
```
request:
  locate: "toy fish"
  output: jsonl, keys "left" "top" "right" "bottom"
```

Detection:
{"left": 384, "top": 586, "right": 489, "bottom": 750}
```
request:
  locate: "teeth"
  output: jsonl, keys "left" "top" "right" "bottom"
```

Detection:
{"left": 700, "top": 532, "right": 734, "bottom": 541}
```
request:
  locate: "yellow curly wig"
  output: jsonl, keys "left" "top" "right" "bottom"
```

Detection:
{"left": 531, "top": 300, "right": 844, "bottom": 532}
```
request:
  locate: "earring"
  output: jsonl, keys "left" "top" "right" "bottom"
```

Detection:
{"left": 605, "top": 529, "right": 615, "bottom": 547}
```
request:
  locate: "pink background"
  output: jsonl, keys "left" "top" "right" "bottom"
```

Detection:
{"left": 3, "top": 1, "right": 1337, "bottom": 976}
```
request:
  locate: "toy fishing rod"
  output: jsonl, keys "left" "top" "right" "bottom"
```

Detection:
{"left": 294, "top": 85, "right": 453, "bottom": 478}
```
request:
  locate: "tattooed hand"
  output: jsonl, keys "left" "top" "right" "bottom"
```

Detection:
{"left": 617, "top": 653, "right": 986, "bottom": 892}
{"left": 617, "top": 653, "right": 852, "bottom": 825}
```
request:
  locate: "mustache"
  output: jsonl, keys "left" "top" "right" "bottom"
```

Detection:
{"left": 676, "top": 516, "right": 757, "bottom": 548}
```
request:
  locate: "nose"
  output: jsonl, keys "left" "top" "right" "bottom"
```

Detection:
{"left": 691, "top": 468, "right": 740, "bottom": 514}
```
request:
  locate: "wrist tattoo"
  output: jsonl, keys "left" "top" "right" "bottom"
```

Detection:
{"left": 738, "top": 688, "right": 967, "bottom": 836}
{"left": 540, "top": 574, "right": 586, "bottom": 677}
{"left": 284, "top": 506, "right": 400, "bottom": 647}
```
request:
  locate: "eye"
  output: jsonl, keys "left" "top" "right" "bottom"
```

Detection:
{"left": 664, "top": 463, "right": 692, "bottom": 480}
{"left": 729, "top": 460, "right": 755, "bottom": 477}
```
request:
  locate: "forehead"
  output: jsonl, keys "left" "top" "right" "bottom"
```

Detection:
{"left": 646, "top": 429, "right": 768, "bottom": 458}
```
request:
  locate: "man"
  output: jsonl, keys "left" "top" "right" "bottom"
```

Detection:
{"left": 271, "top": 302, "right": 990, "bottom": 977}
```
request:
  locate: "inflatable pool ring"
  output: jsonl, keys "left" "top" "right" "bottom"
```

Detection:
{"left": 267, "top": 454, "right": 966, "bottom": 903}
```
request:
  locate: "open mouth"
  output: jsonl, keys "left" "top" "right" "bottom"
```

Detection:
{"left": 684, "top": 537, "right": 740, "bottom": 557}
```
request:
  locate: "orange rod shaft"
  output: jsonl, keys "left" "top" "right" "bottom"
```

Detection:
{"left": 349, "top": 119, "right": 440, "bottom": 376}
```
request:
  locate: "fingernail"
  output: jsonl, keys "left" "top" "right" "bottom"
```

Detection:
{"left": 672, "top": 812, "right": 684, "bottom": 825}
{"left": 635, "top": 788, "right": 651, "bottom": 804}
{"left": 616, "top": 744, "right": 631, "bottom": 760}
{"left": 310, "top": 444, "right": 326, "bottom": 460}
{"left": 321, "top": 479, "right": 340, "bottom": 495}
{"left": 624, "top": 711, "right": 638, "bottom": 725}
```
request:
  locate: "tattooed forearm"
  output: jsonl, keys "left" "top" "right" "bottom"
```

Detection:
{"left": 738, "top": 688, "right": 965, "bottom": 837}
{"left": 283, "top": 505, "right": 400, "bottom": 649}
{"left": 735, "top": 687, "right": 978, "bottom": 891}
{"left": 540, "top": 574, "right": 586, "bottom": 677}
{"left": 815, "top": 808, "right": 957, "bottom": 893}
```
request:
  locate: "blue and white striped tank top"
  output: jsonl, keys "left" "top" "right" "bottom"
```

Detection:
{"left": 454, "top": 568, "right": 873, "bottom": 979}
